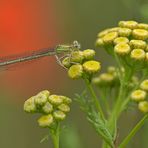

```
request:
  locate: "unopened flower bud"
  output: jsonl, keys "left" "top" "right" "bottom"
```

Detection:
{"left": 24, "top": 97, "right": 37, "bottom": 113}
{"left": 131, "top": 89, "right": 147, "bottom": 102}
{"left": 130, "top": 40, "right": 147, "bottom": 49}
{"left": 132, "top": 29, "right": 148, "bottom": 40}
{"left": 114, "top": 43, "right": 131, "bottom": 55}
{"left": 34, "top": 94, "right": 47, "bottom": 106}
{"left": 83, "top": 49, "right": 95, "bottom": 60}
{"left": 58, "top": 103, "right": 70, "bottom": 113}
{"left": 130, "top": 49, "right": 146, "bottom": 60}
{"left": 71, "top": 51, "right": 84, "bottom": 63}
{"left": 42, "top": 102, "right": 53, "bottom": 114}
{"left": 48, "top": 95, "right": 63, "bottom": 105}
{"left": 118, "top": 21, "right": 138, "bottom": 29}
{"left": 60, "top": 96, "right": 72, "bottom": 104}
{"left": 140, "top": 79, "right": 148, "bottom": 91}
{"left": 62, "top": 57, "right": 71, "bottom": 68}
{"left": 118, "top": 28, "right": 132, "bottom": 37}
{"left": 114, "top": 37, "right": 129, "bottom": 45}
{"left": 53, "top": 110, "right": 66, "bottom": 121}
{"left": 83, "top": 60, "right": 101, "bottom": 74}
{"left": 38, "top": 114, "right": 54, "bottom": 128}
{"left": 68, "top": 64, "right": 83, "bottom": 79}
{"left": 138, "top": 101, "right": 148, "bottom": 113}
{"left": 99, "top": 73, "right": 114, "bottom": 83}
{"left": 103, "top": 32, "right": 118, "bottom": 44}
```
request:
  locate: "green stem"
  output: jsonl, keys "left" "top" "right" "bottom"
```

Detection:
{"left": 84, "top": 78, "right": 105, "bottom": 120}
{"left": 119, "top": 114, "right": 148, "bottom": 148}
{"left": 51, "top": 123, "right": 60, "bottom": 148}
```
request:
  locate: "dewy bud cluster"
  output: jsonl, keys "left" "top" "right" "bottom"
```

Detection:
{"left": 24, "top": 90, "right": 72, "bottom": 128}
{"left": 96, "top": 20, "right": 148, "bottom": 70}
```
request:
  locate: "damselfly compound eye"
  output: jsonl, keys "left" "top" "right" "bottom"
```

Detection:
{"left": 73, "top": 40, "right": 81, "bottom": 49}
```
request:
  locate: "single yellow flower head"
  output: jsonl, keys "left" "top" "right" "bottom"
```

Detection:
{"left": 83, "top": 49, "right": 96, "bottom": 60}
{"left": 99, "top": 73, "right": 114, "bottom": 83}
{"left": 138, "top": 101, "right": 148, "bottom": 113}
{"left": 58, "top": 103, "right": 70, "bottom": 113}
{"left": 62, "top": 57, "right": 71, "bottom": 68}
{"left": 103, "top": 32, "right": 118, "bottom": 44}
{"left": 42, "top": 102, "right": 53, "bottom": 114}
{"left": 34, "top": 94, "right": 47, "bottom": 106}
{"left": 108, "top": 27, "right": 120, "bottom": 32}
{"left": 137, "top": 23, "right": 148, "bottom": 30}
{"left": 71, "top": 51, "right": 84, "bottom": 63}
{"left": 131, "top": 89, "right": 147, "bottom": 102}
{"left": 129, "top": 40, "right": 146, "bottom": 49}
{"left": 118, "top": 27, "right": 132, "bottom": 37}
{"left": 48, "top": 95, "right": 63, "bottom": 105}
{"left": 130, "top": 49, "right": 146, "bottom": 60}
{"left": 68, "top": 64, "right": 83, "bottom": 79}
{"left": 140, "top": 79, "right": 148, "bottom": 91}
{"left": 53, "top": 110, "right": 66, "bottom": 121}
{"left": 118, "top": 21, "right": 138, "bottom": 29}
{"left": 114, "top": 43, "right": 131, "bottom": 55}
{"left": 114, "top": 37, "right": 129, "bottom": 45}
{"left": 97, "top": 29, "right": 110, "bottom": 38}
{"left": 59, "top": 96, "right": 72, "bottom": 104}
{"left": 132, "top": 29, "right": 148, "bottom": 40}
{"left": 95, "top": 38, "right": 104, "bottom": 47}
{"left": 24, "top": 96, "right": 37, "bottom": 113}
{"left": 38, "top": 114, "right": 54, "bottom": 128}
{"left": 83, "top": 60, "right": 101, "bottom": 74}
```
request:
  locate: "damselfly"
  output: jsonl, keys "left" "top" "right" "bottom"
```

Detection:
{"left": 0, "top": 41, "right": 80, "bottom": 69}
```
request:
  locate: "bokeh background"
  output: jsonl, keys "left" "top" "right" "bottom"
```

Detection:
{"left": 0, "top": 0, "right": 148, "bottom": 148}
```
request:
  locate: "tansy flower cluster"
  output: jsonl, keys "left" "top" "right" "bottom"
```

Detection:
{"left": 131, "top": 79, "right": 148, "bottom": 113}
{"left": 96, "top": 21, "right": 148, "bottom": 69}
{"left": 24, "top": 90, "right": 72, "bottom": 128}
{"left": 62, "top": 49, "right": 101, "bottom": 79}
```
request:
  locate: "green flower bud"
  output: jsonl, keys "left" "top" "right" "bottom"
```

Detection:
{"left": 114, "top": 37, "right": 129, "bottom": 45}
{"left": 130, "top": 49, "right": 146, "bottom": 60}
{"left": 138, "top": 101, "right": 148, "bottom": 113}
{"left": 118, "top": 21, "right": 138, "bottom": 29}
{"left": 129, "top": 40, "right": 147, "bottom": 49}
{"left": 140, "top": 79, "right": 148, "bottom": 91}
{"left": 48, "top": 95, "right": 63, "bottom": 105}
{"left": 37, "top": 90, "right": 50, "bottom": 98}
{"left": 71, "top": 51, "right": 84, "bottom": 63}
{"left": 99, "top": 73, "right": 114, "bottom": 83}
{"left": 83, "top": 49, "right": 95, "bottom": 60}
{"left": 95, "top": 38, "right": 104, "bottom": 47}
{"left": 132, "top": 29, "right": 148, "bottom": 40}
{"left": 83, "top": 60, "right": 101, "bottom": 74}
{"left": 24, "top": 97, "right": 37, "bottom": 113}
{"left": 62, "top": 57, "right": 71, "bottom": 68}
{"left": 59, "top": 96, "right": 72, "bottom": 104}
{"left": 58, "top": 103, "right": 70, "bottom": 113}
{"left": 68, "top": 64, "right": 83, "bottom": 79}
{"left": 34, "top": 94, "right": 47, "bottom": 106}
{"left": 131, "top": 89, "right": 147, "bottom": 102}
{"left": 42, "top": 102, "right": 53, "bottom": 114}
{"left": 53, "top": 110, "right": 66, "bottom": 121}
{"left": 118, "top": 28, "right": 132, "bottom": 37}
{"left": 103, "top": 32, "right": 118, "bottom": 44}
{"left": 38, "top": 114, "right": 54, "bottom": 128}
{"left": 137, "top": 23, "right": 148, "bottom": 30}
{"left": 114, "top": 43, "right": 131, "bottom": 55}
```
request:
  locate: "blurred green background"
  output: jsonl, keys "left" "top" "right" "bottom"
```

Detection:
{"left": 0, "top": 0, "right": 148, "bottom": 148}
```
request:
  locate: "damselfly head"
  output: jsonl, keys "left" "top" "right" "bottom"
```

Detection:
{"left": 72, "top": 40, "right": 81, "bottom": 50}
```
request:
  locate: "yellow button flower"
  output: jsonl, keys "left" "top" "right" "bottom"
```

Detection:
{"left": 114, "top": 37, "right": 129, "bottom": 45}
{"left": 34, "top": 94, "right": 47, "bottom": 106}
{"left": 71, "top": 51, "right": 84, "bottom": 63}
{"left": 132, "top": 29, "right": 148, "bottom": 40}
{"left": 137, "top": 23, "right": 148, "bottom": 30}
{"left": 138, "top": 101, "right": 148, "bottom": 113}
{"left": 140, "top": 79, "right": 148, "bottom": 91}
{"left": 130, "top": 40, "right": 146, "bottom": 49}
{"left": 96, "top": 38, "right": 104, "bottom": 47}
{"left": 118, "top": 27, "right": 132, "bottom": 37}
{"left": 83, "top": 49, "right": 96, "bottom": 60}
{"left": 97, "top": 28, "right": 110, "bottom": 38}
{"left": 114, "top": 43, "right": 131, "bottom": 55}
{"left": 59, "top": 96, "right": 72, "bottom": 104}
{"left": 38, "top": 114, "right": 54, "bottom": 128}
{"left": 118, "top": 21, "right": 138, "bottom": 29}
{"left": 83, "top": 60, "right": 101, "bottom": 74}
{"left": 130, "top": 49, "right": 146, "bottom": 60}
{"left": 68, "top": 64, "right": 83, "bottom": 79}
{"left": 53, "top": 110, "right": 66, "bottom": 121}
{"left": 131, "top": 89, "right": 147, "bottom": 102}
{"left": 58, "top": 103, "right": 70, "bottom": 113}
{"left": 103, "top": 32, "right": 118, "bottom": 44}
{"left": 48, "top": 95, "right": 63, "bottom": 105}
{"left": 42, "top": 102, "right": 53, "bottom": 114}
